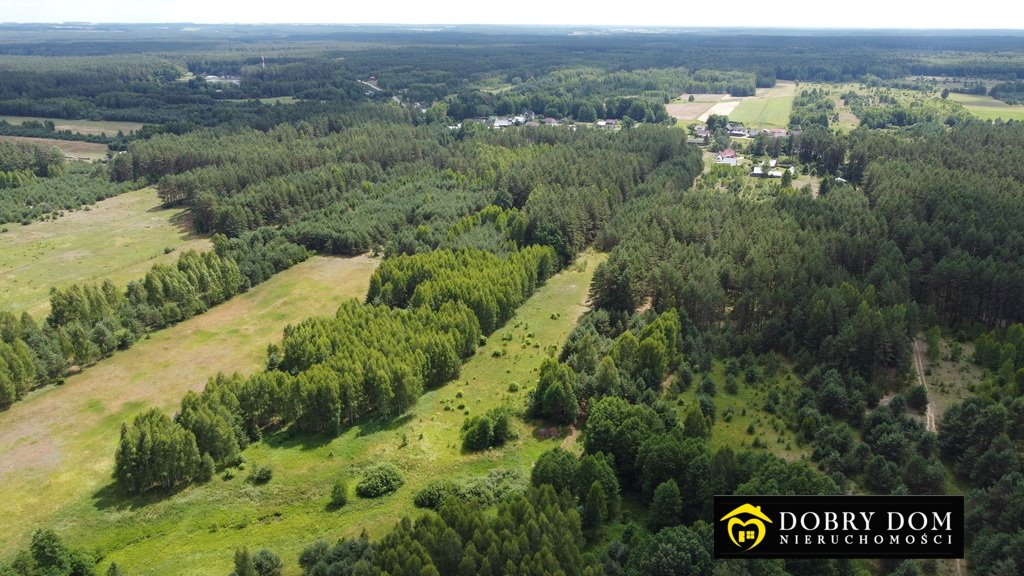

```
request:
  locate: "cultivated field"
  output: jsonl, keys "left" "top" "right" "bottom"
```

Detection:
{"left": 0, "top": 188, "right": 210, "bottom": 317}
{"left": 24, "top": 252, "right": 600, "bottom": 576}
{"left": 0, "top": 255, "right": 380, "bottom": 565}
{"left": 948, "top": 92, "right": 1024, "bottom": 121}
{"left": 699, "top": 100, "right": 742, "bottom": 122}
{"left": 0, "top": 135, "right": 109, "bottom": 161}
{"left": 0, "top": 115, "right": 145, "bottom": 136}
{"left": 669, "top": 81, "right": 796, "bottom": 126}
{"left": 727, "top": 80, "right": 797, "bottom": 127}
{"left": 667, "top": 93, "right": 727, "bottom": 122}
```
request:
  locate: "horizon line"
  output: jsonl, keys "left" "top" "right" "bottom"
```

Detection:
{"left": 2, "top": 22, "right": 1023, "bottom": 32}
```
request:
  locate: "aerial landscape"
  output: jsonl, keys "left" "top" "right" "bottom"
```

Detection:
{"left": 1, "top": 4, "right": 1024, "bottom": 576}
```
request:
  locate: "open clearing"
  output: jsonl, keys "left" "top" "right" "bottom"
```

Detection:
{"left": 0, "top": 188, "right": 210, "bottom": 318}
{"left": 679, "top": 81, "right": 796, "bottom": 126}
{"left": 949, "top": 93, "right": 1024, "bottom": 121}
{"left": 727, "top": 80, "right": 797, "bottom": 127}
{"left": 699, "top": 100, "right": 742, "bottom": 122}
{"left": 0, "top": 255, "right": 380, "bottom": 564}
{"left": 0, "top": 115, "right": 145, "bottom": 136}
{"left": 226, "top": 96, "right": 299, "bottom": 105}
{"left": 0, "top": 135, "right": 109, "bottom": 161}
{"left": 916, "top": 337, "right": 982, "bottom": 421}
{"left": 15, "top": 252, "right": 600, "bottom": 576}
{"left": 667, "top": 93, "right": 726, "bottom": 121}
{"left": 673, "top": 360, "right": 810, "bottom": 462}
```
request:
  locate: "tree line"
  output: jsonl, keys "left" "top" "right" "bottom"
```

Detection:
{"left": 0, "top": 164, "right": 137, "bottom": 225}
{"left": 0, "top": 230, "right": 307, "bottom": 410}
{"left": 113, "top": 118, "right": 700, "bottom": 261}
{"left": 112, "top": 243, "right": 555, "bottom": 492}
{"left": 0, "top": 139, "right": 64, "bottom": 178}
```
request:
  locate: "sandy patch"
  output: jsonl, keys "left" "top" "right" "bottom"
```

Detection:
{"left": 699, "top": 100, "right": 742, "bottom": 122}
{"left": 667, "top": 101, "right": 719, "bottom": 121}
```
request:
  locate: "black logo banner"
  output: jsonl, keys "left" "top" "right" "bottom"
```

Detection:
{"left": 714, "top": 495, "right": 964, "bottom": 559}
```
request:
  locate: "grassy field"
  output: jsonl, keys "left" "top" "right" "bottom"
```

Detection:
{"left": 948, "top": 92, "right": 1024, "bottom": 121}
{"left": 0, "top": 115, "right": 145, "bottom": 136}
{"left": 0, "top": 188, "right": 210, "bottom": 318}
{"left": 919, "top": 338, "right": 982, "bottom": 420}
{"left": 667, "top": 94, "right": 726, "bottom": 122}
{"left": 0, "top": 252, "right": 600, "bottom": 575}
{"left": 727, "top": 80, "right": 796, "bottom": 128}
{"left": 672, "top": 361, "right": 810, "bottom": 462}
{"left": 0, "top": 135, "right": 109, "bottom": 161}
{"left": 0, "top": 255, "right": 380, "bottom": 566}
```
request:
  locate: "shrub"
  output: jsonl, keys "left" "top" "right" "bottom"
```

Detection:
{"left": 253, "top": 549, "right": 283, "bottom": 576}
{"left": 462, "top": 406, "right": 515, "bottom": 451}
{"left": 198, "top": 453, "right": 216, "bottom": 483}
{"left": 462, "top": 415, "right": 494, "bottom": 451}
{"left": 414, "top": 469, "right": 524, "bottom": 510}
{"left": 414, "top": 480, "right": 461, "bottom": 509}
{"left": 356, "top": 463, "right": 404, "bottom": 498}
{"left": 330, "top": 479, "right": 348, "bottom": 508}
{"left": 249, "top": 465, "right": 273, "bottom": 484}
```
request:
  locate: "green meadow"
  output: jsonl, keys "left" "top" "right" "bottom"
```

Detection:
{"left": 0, "top": 252, "right": 600, "bottom": 575}
{"left": 0, "top": 255, "right": 379, "bottom": 568}
{"left": 949, "top": 92, "right": 1024, "bottom": 121}
{"left": 672, "top": 360, "right": 810, "bottom": 462}
{"left": 0, "top": 188, "right": 210, "bottom": 318}
{"left": 728, "top": 81, "right": 796, "bottom": 128}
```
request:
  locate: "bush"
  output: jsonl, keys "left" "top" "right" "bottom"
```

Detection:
{"left": 330, "top": 479, "right": 348, "bottom": 508}
{"left": 249, "top": 465, "right": 273, "bottom": 484}
{"left": 414, "top": 469, "right": 524, "bottom": 510}
{"left": 414, "top": 480, "right": 460, "bottom": 509}
{"left": 198, "top": 453, "right": 216, "bottom": 483}
{"left": 253, "top": 549, "right": 283, "bottom": 576}
{"left": 356, "top": 463, "right": 404, "bottom": 498}
{"left": 461, "top": 406, "right": 515, "bottom": 451}
{"left": 462, "top": 415, "right": 494, "bottom": 451}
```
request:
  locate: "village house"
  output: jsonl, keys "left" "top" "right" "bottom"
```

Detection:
{"left": 714, "top": 149, "right": 738, "bottom": 165}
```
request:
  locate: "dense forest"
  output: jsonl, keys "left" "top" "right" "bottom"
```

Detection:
{"left": 106, "top": 121, "right": 702, "bottom": 492}
{"left": 3, "top": 24, "right": 1024, "bottom": 576}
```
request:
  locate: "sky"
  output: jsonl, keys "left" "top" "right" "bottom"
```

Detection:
{"left": 2, "top": 0, "right": 1022, "bottom": 29}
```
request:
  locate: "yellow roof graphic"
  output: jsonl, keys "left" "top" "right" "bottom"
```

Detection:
{"left": 720, "top": 503, "right": 773, "bottom": 523}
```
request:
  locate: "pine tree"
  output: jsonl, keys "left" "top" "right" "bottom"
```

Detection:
{"left": 582, "top": 481, "right": 607, "bottom": 539}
